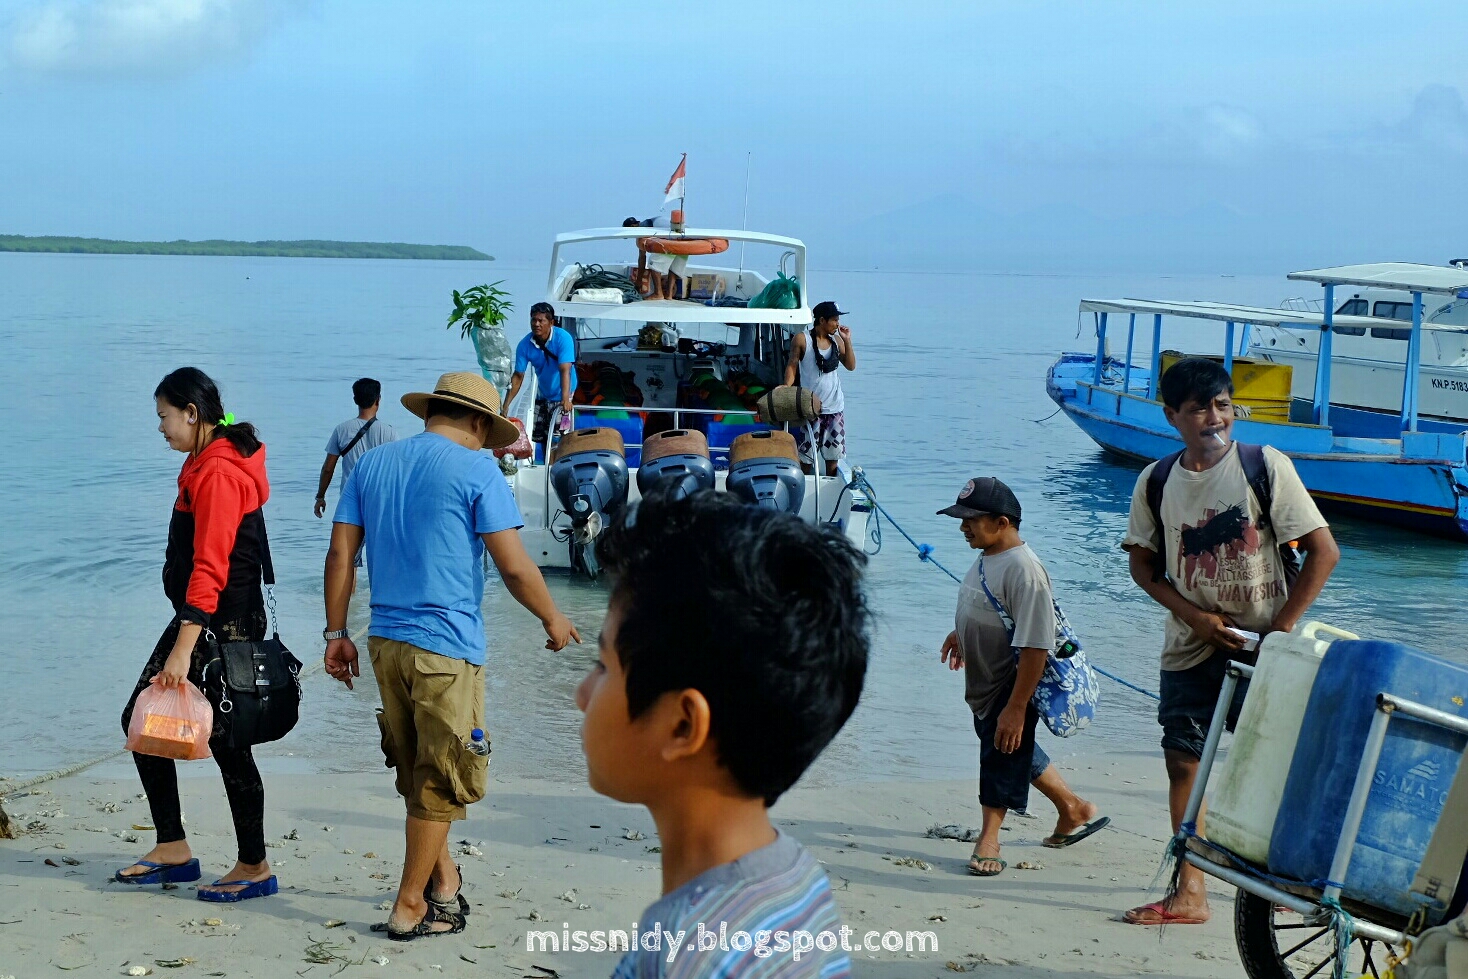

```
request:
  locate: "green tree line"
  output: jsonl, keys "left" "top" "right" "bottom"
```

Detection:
{"left": 0, "top": 235, "right": 492, "bottom": 260}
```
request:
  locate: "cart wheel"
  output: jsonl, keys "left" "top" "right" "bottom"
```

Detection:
{"left": 1234, "top": 890, "right": 1401, "bottom": 979}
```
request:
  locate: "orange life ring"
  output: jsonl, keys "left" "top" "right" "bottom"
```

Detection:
{"left": 637, "top": 237, "right": 729, "bottom": 256}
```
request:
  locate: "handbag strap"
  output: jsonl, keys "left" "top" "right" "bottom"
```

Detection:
{"left": 337, "top": 416, "right": 377, "bottom": 459}
{"left": 258, "top": 513, "right": 278, "bottom": 636}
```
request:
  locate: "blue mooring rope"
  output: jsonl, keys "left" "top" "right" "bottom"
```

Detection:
{"left": 851, "top": 471, "right": 1161, "bottom": 702}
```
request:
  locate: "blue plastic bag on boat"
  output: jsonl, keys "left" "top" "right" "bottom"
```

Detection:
{"left": 978, "top": 559, "right": 1099, "bottom": 737}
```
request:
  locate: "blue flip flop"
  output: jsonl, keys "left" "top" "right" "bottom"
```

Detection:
{"left": 197, "top": 875, "right": 278, "bottom": 903}
{"left": 113, "top": 858, "right": 203, "bottom": 885}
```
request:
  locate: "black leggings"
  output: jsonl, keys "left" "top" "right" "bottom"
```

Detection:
{"left": 121, "top": 612, "right": 268, "bottom": 865}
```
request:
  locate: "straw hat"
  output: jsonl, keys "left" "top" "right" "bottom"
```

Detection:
{"left": 401, "top": 372, "right": 520, "bottom": 449}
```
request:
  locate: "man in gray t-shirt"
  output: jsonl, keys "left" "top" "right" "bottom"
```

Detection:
{"left": 937, "top": 477, "right": 1108, "bottom": 877}
{"left": 315, "top": 379, "right": 399, "bottom": 575}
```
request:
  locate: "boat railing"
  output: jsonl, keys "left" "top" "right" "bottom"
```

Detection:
{"left": 1279, "top": 296, "right": 1324, "bottom": 313}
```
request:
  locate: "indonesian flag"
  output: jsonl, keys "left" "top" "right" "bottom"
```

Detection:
{"left": 663, "top": 154, "right": 687, "bottom": 204}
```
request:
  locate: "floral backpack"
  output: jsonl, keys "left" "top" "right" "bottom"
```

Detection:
{"left": 977, "top": 558, "right": 1099, "bottom": 738}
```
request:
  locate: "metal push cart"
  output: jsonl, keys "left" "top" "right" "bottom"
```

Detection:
{"left": 1175, "top": 661, "right": 1468, "bottom": 979}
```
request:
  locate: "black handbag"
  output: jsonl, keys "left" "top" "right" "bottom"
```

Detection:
{"left": 202, "top": 518, "right": 302, "bottom": 749}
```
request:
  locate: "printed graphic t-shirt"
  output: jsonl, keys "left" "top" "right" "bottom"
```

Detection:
{"left": 334, "top": 432, "right": 523, "bottom": 665}
{"left": 1122, "top": 443, "right": 1326, "bottom": 671}
{"left": 514, "top": 326, "right": 578, "bottom": 403}
{"left": 956, "top": 543, "right": 1057, "bottom": 719}
{"left": 612, "top": 831, "right": 851, "bottom": 979}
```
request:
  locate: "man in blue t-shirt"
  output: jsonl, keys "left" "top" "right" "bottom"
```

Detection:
{"left": 502, "top": 302, "right": 578, "bottom": 448}
{"left": 323, "top": 371, "right": 580, "bottom": 941}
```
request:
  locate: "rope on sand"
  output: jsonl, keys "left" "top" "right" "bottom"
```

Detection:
{"left": 0, "top": 625, "right": 362, "bottom": 809}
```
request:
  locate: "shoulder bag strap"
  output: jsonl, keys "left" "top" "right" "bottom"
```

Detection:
{"left": 337, "top": 417, "right": 377, "bottom": 458}
{"left": 976, "top": 559, "right": 1016, "bottom": 640}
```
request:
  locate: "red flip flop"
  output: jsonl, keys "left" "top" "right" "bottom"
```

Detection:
{"left": 1123, "top": 901, "right": 1207, "bottom": 925}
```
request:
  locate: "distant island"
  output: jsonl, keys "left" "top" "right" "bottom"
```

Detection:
{"left": 0, "top": 235, "right": 493, "bottom": 261}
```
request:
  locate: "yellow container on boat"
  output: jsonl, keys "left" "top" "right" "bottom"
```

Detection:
{"left": 1159, "top": 352, "right": 1292, "bottom": 422}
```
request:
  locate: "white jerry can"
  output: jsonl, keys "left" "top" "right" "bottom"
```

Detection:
{"left": 1207, "top": 621, "right": 1359, "bottom": 865}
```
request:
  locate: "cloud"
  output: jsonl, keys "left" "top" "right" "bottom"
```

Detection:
{"left": 1395, "top": 84, "right": 1468, "bottom": 155}
{"left": 7, "top": 0, "right": 304, "bottom": 75}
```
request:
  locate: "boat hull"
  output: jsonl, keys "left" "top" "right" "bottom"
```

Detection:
{"left": 1252, "top": 333, "right": 1468, "bottom": 423}
{"left": 1047, "top": 354, "right": 1468, "bottom": 540}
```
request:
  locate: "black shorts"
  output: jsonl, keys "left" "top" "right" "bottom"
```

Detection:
{"left": 1158, "top": 651, "right": 1249, "bottom": 760}
{"left": 974, "top": 678, "right": 1051, "bottom": 812}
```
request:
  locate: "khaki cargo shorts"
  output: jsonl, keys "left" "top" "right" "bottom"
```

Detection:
{"left": 369, "top": 637, "right": 490, "bottom": 822}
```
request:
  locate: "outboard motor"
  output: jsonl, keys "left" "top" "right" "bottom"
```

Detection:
{"left": 725, "top": 430, "right": 805, "bottom": 514}
{"left": 636, "top": 429, "right": 715, "bottom": 500}
{"left": 550, "top": 428, "right": 630, "bottom": 577}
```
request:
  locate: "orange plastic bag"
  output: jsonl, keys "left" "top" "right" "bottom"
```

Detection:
{"left": 126, "top": 680, "right": 213, "bottom": 760}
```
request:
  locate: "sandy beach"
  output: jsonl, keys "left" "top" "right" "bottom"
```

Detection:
{"left": 0, "top": 749, "right": 1247, "bottom": 978}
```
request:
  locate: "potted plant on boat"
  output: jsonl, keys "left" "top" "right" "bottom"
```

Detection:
{"left": 447, "top": 282, "right": 515, "bottom": 397}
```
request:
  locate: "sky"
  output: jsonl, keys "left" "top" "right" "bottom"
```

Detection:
{"left": 1, "top": 0, "right": 1467, "bottom": 272}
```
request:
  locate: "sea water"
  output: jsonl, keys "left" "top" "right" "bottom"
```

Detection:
{"left": 2, "top": 253, "right": 1466, "bottom": 785}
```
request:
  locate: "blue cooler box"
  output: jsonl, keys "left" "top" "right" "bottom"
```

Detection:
{"left": 1270, "top": 639, "right": 1468, "bottom": 916}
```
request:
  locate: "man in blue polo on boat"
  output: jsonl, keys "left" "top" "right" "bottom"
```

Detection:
{"left": 502, "top": 302, "right": 578, "bottom": 450}
{"left": 1121, "top": 358, "right": 1339, "bottom": 926}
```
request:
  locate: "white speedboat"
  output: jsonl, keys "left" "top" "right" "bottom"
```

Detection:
{"left": 496, "top": 225, "right": 870, "bottom": 575}
{"left": 1251, "top": 263, "right": 1468, "bottom": 423}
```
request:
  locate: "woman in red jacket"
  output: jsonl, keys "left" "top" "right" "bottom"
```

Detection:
{"left": 115, "top": 367, "right": 277, "bottom": 902}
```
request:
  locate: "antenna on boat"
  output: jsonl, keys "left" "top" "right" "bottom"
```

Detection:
{"left": 736, "top": 152, "right": 751, "bottom": 293}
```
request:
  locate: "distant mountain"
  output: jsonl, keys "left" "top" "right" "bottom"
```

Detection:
{"left": 0, "top": 235, "right": 493, "bottom": 260}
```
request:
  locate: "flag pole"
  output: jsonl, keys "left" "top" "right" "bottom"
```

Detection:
{"left": 737, "top": 152, "right": 751, "bottom": 291}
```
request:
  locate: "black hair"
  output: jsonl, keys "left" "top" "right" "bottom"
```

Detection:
{"left": 1159, "top": 357, "right": 1234, "bottom": 411}
{"left": 425, "top": 397, "right": 480, "bottom": 422}
{"left": 530, "top": 301, "right": 556, "bottom": 322}
{"left": 352, "top": 377, "right": 381, "bottom": 409}
{"left": 595, "top": 489, "right": 870, "bottom": 806}
{"left": 154, "top": 367, "right": 261, "bottom": 456}
{"left": 622, "top": 217, "right": 640, "bottom": 227}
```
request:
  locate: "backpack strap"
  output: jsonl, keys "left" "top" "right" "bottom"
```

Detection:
{"left": 1238, "top": 442, "right": 1302, "bottom": 587}
{"left": 1237, "top": 442, "right": 1273, "bottom": 531}
{"left": 1145, "top": 450, "right": 1183, "bottom": 578}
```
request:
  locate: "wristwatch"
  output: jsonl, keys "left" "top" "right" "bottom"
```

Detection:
{"left": 323, "top": 627, "right": 349, "bottom": 641}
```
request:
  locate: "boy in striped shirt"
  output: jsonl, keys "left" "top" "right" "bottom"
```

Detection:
{"left": 575, "top": 489, "right": 869, "bottom": 977}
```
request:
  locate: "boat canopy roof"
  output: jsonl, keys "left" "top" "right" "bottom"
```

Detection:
{"left": 548, "top": 226, "right": 810, "bottom": 326}
{"left": 1077, "top": 298, "right": 1394, "bottom": 333}
{"left": 1287, "top": 263, "right": 1468, "bottom": 296}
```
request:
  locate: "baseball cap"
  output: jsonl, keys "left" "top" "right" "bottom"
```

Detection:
{"left": 812, "top": 300, "right": 848, "bottom": 320}
{"left": 937, "top": 476, "right": 1022, "bottom": 522}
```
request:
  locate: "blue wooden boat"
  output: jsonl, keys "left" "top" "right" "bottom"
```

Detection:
{"left": 1047, "top": 264, "right": 1468, "bottom": 540}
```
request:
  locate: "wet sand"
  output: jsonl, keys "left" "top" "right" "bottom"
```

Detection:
{"left": 0, "top": 751, "right": 1247, "bottom": 978}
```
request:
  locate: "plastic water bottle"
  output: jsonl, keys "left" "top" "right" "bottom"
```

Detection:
{"left": 467, "top": 728, "right": 490, "bottom": 756}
